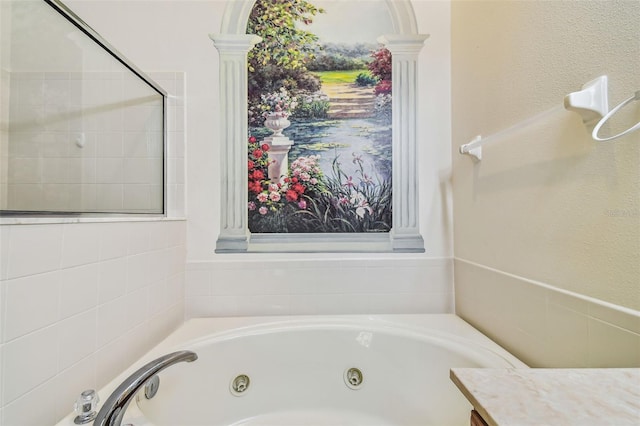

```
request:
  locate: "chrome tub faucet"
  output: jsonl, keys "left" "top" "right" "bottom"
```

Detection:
{"left": 94, "top": 350, "right": 198, "bottom": 426}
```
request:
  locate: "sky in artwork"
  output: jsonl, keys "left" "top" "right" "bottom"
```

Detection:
{"left": 303, "top": 0, "right": 394, "bottom": 44}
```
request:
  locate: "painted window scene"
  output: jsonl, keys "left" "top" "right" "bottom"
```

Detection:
{"left": 247, "top": 0, "right": 394, "bottom": 233}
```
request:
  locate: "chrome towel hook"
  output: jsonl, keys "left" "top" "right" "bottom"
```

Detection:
{"left": 592, "top": 90, "right": 640, "bottom": 142}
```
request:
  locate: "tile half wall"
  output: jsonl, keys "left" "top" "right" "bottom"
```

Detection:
{"left": 186, "top": 257, "right": 454, "bottom": 317}
{"left": 455, "top": 258, "right": 640, "bottom": 368}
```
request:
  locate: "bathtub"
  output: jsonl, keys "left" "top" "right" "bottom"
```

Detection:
{"left": 57, "top": 315, "right": 527, "bottom": 426}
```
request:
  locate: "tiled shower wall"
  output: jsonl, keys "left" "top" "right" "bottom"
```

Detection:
{"left": 2, "top": 71, "right": 166, "bottom": 213}
{"left": 0, "top": 220, "right": 186, "bottom": 425}
{"left": 0, "top": 71, "right": 186, "bottom": 425}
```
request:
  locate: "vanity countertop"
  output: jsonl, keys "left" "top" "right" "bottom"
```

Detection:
{"left": 450, "top": 368, "right": 640, "bottom": 425}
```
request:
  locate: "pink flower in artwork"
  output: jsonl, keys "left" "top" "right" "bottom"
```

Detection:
{"left": 269, "top": 191, "right": 281, "bottom": 202}
{"left": 298, "top": 199, "right": 307, "bottom": 209}
{"left": 257, "top": 193, "right": 268, "bottom": 203}
{"left": 343, "top": 176, "right": 356, "bottom": 188}
{"left": 259, "top": 206, "right": 268, "bottom": 215}
{"left": 248, "top": 201, "right": 256, "bottom": 211}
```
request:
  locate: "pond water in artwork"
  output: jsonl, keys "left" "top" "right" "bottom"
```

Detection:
{"left": 248, "top": 117, "right": 392, "bottom": 234}
{"left": 288, "top": 118, "right": 390, "bottom": 180}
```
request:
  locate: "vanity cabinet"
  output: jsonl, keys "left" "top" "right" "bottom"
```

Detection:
{"left": 470, "top": 410, "right": 488, "bottom": 426}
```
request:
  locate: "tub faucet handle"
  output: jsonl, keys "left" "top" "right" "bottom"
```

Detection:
{"left": 73, "top": 389, "right": 99, "bottom": 424}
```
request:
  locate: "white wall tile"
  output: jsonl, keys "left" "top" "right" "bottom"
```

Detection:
{"left": 59, "top": 264, "right": 99, "bottom": 320}
{"left": 147, "top": 221, "right": 170, "bottom": 250}
{"left": 588, "top": 301, "right": 640, "bottom": 335}
{"left": 41, "top": 158, "right": 82, "bottom": 184}
{"left": 0, "top": 227, "right": 10, "bottom": 280}
{"left": 125, "top": 287, "right": 149, "bottom": 329}
{"left": 126, "top": 252, "right": 153, "bottom": 293}
{"left": 588, "top": 318, "right": 640, "bottom": 367}
{"left": 94, "top": 334, "right": 131, "bottom": 389}
{"left": 190, "top": 258, "right": 453, "bottom": 317}
{"left": 123, "top": 158, "right": 152, "bottom": 183}
{"left": 57, "top": 310, "right": 97, "bottom": 371}
{"left": 53, "top": 354, "right": 96, "bottom": 421}
{"left": 545, "top": 302, "right": 589, "bottom": 367}
{"left": 0, "top": 343, "right": 4, "bottom": 406}
{"left": 126, "top": 222, "right": 151, "bottom": 255}
{"left": 166, "top": 272, "right": 184, "bottom": 304}
{"left": 7, "top": 185, "right": 44, "bottom": 210}
{"left": 8, "top": 158, "right": 41, "bottom": 183}
{"left": 314, "top": 293, "right": 368, "bottom": 315}
{"left": 455, "top": 258, "right": 640, "bottom": 368}
{"left": 7, "top": 224, "right": 62, "bottom": 279}
{"left": 99, "top": 222, "right": 129, "bottom": 260}
{"left": 61, "top": 223, "right": 101, "bottom": 268}
{"left": 96, "top": 132, "right": 124, "bottom": 157}
{"left": 167, "top": 246, "right": 186, "bottom": 276}
{"left": 2, "top": 379, "right": 58, "bottom": 426}
{"left": 147, "top": 249, "right": 169, "bottom": 285}
{"left": 422, "top": 292, "right": 455, "bottom": 313}
{"left": 369, "top": 292, "right": 429, "bottom": 314}
{"left": 2, "top": 271, "right": 60, "bottom": 343}
{"left": 94, "top": 184, "right": 123, "bottom": 210}
{"left": 146, "top": 305, "right": 182, "bottom": 345}
{"left": 288, "top": 294, "right": 319, "bottom": 315}
{"left": 165, "top": 221, "right": 186, "bottom": 247}
{"left": 241, "top": 294, "right": 291, "bottom": 316}
{"left": 96, "top": 158, "right": 124, "bottom": 184}
{"left": 123, "top": 185, "right": 152, "bottom": 210}
{"left": 149, "top": 279, "right": 169, "bottom": 316}
{"left": 98, "top": 257, "right": 127, "bottom": 304}
{"left": 2, "top": 326, "right": 58, "bottom": 405}
{"left": 96, "top": 296, "right": 131, "bottom": 349}
{"left": 185, "top": 269, "right": 212, "bottom": 296}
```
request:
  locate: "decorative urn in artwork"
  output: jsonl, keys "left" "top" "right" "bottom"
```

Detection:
{"left": 264, "top": 112, "right": 291, "bottom": 137}
{"left": 260, "top": 88, "right": 297, "bottom": 136}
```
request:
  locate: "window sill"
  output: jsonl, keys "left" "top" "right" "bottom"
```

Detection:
{"left": 214, "top": 232, "right": 425, "bottom": 253}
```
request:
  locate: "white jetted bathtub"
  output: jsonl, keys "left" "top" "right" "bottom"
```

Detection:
{"left": 58, "top": 315, "right": 527, "bottom": 426}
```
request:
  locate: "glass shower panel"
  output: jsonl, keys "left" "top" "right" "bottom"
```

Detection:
{"left": 0, "top": 0, "right": 165, "bottom": 215}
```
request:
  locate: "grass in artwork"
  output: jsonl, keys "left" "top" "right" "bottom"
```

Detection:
{"left": 315, "top": 70, "right": 366, "bottom": 85}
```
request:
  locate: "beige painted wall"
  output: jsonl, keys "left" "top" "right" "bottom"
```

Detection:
{"left": 452, "top": 0, "right": 639, "bottom": 310}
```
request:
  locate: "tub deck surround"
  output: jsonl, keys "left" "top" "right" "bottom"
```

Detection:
{"left": 55, "top": 314, "right": 526, "bottom": 426}
{"left": 450, "top": 368, "right": 640, "bottom": 426}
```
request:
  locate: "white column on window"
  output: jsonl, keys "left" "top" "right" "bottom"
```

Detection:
{"left": 209, "top": 34, "right": 261, "bottom": 253}
{"left": 378, "top": 34, "right": 429, "bottom": 252}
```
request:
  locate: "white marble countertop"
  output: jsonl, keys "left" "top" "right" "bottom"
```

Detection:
{"left": 450, "top": 368, "right": 640, "bottom": 426}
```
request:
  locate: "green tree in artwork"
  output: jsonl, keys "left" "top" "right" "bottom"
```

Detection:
{"left": 247, "top": 0, "right": 324, "bottom": 124}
